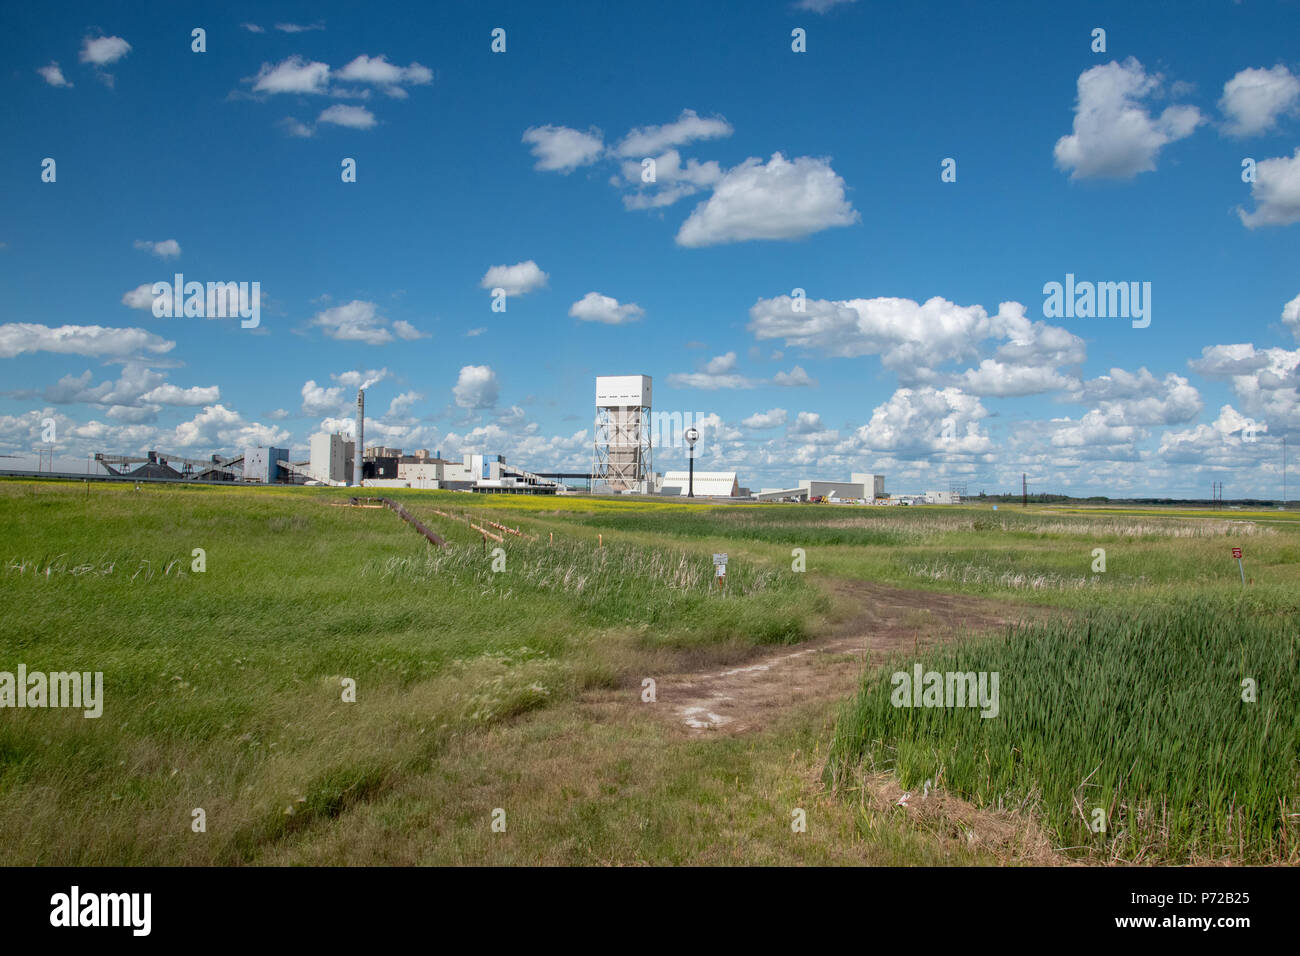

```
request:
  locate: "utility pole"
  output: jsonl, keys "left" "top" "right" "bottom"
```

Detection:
{"left": 684, "top": 426, "right": 699, "bottom": 498}
{"left": 1284, "top": 436, "right": 1288, "bottom": 508}
{"left": 1022, "top": 473, "right": 1027, "bottom": 508}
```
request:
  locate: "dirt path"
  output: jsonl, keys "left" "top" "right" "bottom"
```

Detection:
{"left": 655, "top": 579, "right": 1039, "bottom": 735}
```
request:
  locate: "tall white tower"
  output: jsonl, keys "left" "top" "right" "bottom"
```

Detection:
{"left": 592, "top": 375, "right": 652, "bottom": 493}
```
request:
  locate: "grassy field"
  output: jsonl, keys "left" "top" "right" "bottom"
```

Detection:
{"left": 825, "top": 600, "right": 1299, "bottom": 863}
{"left": 0, "top": 481, "right": 826, "bottom": 864}
{"left": 0, "top": 479, "right": 1295, "bottom": 864}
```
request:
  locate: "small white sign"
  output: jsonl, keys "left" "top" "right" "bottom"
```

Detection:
{"left": 713, "top": 553, "right": 728, "bottom": 565}
{"left": 715, "top": 564, "right": 726, "bottom": 577}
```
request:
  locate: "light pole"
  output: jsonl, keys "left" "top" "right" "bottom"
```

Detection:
{"left": 684, "top": 426, "right": 699, "bottom": 498}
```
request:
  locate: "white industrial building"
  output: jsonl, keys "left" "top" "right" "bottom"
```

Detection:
{"left": 755, "top": 472, "right": 885, "bottom": 502}
{"left": 854, "top": 473, "right": 886, "bottom": 499}
{"left": 659, "top": 471, "right": 740, "bottom": 497}
{"left": 354, "top": 450, "right": 562, "bottom": 494}
{"left": 395, "top": 461, "right": 444, "bottom": 487}
{"left": 242, "top": 446, "right": 289, "bottom": 483}
{"left": 301, "top": 426, "right": 564, "bottom": 493}
{"left": 309, "top": 433, "right": 355, "bottom": 484}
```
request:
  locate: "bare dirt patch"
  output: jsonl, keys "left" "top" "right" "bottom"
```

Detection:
{"left": 648, "top": 579, "right": 1042, "bottom": 736}
{"left": 844, "top": 770, "right": 1068, "bottom": 864}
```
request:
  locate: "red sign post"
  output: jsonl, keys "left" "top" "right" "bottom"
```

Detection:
{"left": 1232, "top": 548, "right": 1245, "bottom": 585}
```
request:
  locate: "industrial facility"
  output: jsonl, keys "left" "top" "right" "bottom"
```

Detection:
{"left": 92, "top": 450, "right": 242, "bottom": 481}
{"left": 348, "top": 449, "right": 562, "bottom": 494}
{"left": 289, "top": 388, "right": 564, "bottom": 493}
{"left": 76, "top": 376, "right": 976, "bottom": 505}
{"left": 584, "top": 374, "right": 901, "bottom": 503}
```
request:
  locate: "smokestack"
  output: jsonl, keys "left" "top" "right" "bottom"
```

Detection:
{"left": 354, "top": 389, "right": 365, "bottom": 487}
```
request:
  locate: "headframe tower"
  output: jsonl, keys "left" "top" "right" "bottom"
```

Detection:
{"left": 592, "top": 375, "right": 652, "bottom": 493}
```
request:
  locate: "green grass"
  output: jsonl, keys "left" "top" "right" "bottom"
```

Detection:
{"left": 370, "top": 535, "right": 814, "bottom": 647}
{"left": 824, "top": 598, "right": 1300, "bottom": 863}
{"left": 2, "top": 479, "right": 1296, "bottom": 865}
{"left": 0, "top": 480, "right": 823, "bottom": 864}
{"left": 445, "top": 498, "right": 1299, "bottom": 613}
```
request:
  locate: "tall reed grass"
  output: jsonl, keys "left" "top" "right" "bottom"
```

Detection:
{"left": 825, "top": 599, "right": 1300, "bottom": 863}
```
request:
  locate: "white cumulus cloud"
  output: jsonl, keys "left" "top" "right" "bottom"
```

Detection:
{"left": 0, "top": 323, "right": 173, "bottom": 359}
{"left": 121, "top": 284, "right": 155, "bottom": 309}
{"left": 1158, "top": 406, "right": 1268, "bottom": 464}
{"left": 80, "top": 35, "right": 131, "bottom": 66}
{"left": 848, "top": 387, "right": 992, "bottom": 457}
{"left": 1282, "top": 294, "right": 1300, "bottom": 342}
{"left": 743, "top": 408, "right": 788, "bottom": 429}
{"left": 133, "top": 238, "right": 181, "bottom": 259}
{"left": 247, "top": 56, "right": 331, "bottom": 95}
{"left": 301, "top": 381, "right": 348, "bottom": 416}
{"left": 453, "top": 365, "right": 499, "bottom": 409}
{"left": 310, "top": 300, "right": 418, "bottom": 345}
{"left": 318, "top": 104, "right": 376, "bottom": 129}
{"left": 1238, "top": 148, "right": 1300, "bottom": 228}
{"left": 749, "top": 294, "right": 1081, "bottom": 390}
{"left": 172, "top": 404, "right": 290, "bottom": 451}
{"left": 1070, "top": 368, "right": 1203, "bottom": 427}
{"left": 141, "top": 383, "right": 220, "bottom": 406}
{"left": 772, "top": 365, "right": 817, "bottom": 387}
{"left": 37, "top": 62, "right": 72, "bottom": 87}
{"left": 480, "top": 260, "right": 549, "bottom": 296}
{"left": 619, "top": 149, "right": 725, "bottom": 210}
{"left": 391, "top": 319, "right": 427, "bottom": 340}
{"left": 569, "top": 292, "right": 644, "bottom": 325}
{"left": 522, "top": 125, "right": 604, "bottom": 173}
{"left": 676, "top": 153, "right": 858, "bottom": 246}
{"left": 1053, "top": 58, "right": 1202, "bottom": 179}
{"left": 1219, "top": 65, "right": 1300, "bottom": 137}
{"left": 335, "top": 55, "right": 432, "bottom": 90}
{"left": 615, "top": 109, "right": 733, "bottom": 158}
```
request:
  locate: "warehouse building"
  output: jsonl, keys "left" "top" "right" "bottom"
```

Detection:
{"left": 755, "top": 472, "right": 886, "bottom": 502}
{"left": 659, "top": 471, "right": 741, "bottom": 497}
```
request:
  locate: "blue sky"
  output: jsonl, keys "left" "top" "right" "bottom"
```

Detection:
{"left": 3, "top": 0, "right": 1299, "bottom": 497}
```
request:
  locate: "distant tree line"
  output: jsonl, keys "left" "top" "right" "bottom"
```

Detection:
{"left": 974, "top": 490, "right": 1293, "bottom": 508}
